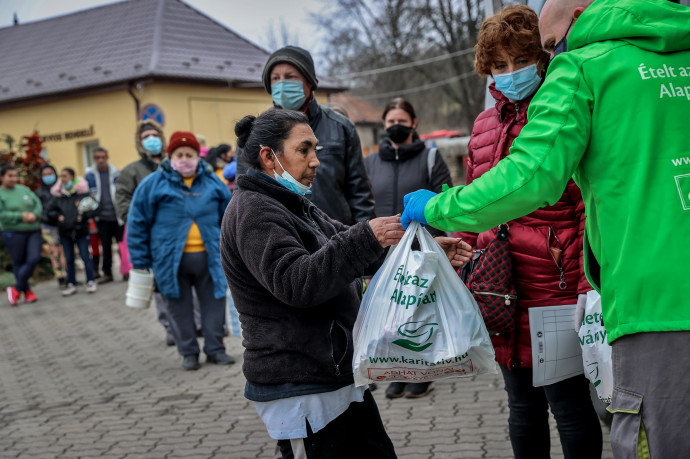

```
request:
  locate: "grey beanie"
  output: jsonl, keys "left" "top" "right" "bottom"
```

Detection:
{"left": 262, "top": 46, "right": 318, "bottom": 94}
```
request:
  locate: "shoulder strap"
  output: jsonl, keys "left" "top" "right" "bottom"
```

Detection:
{"left": 427, "top": 147, "right": 437, "bottom": 185}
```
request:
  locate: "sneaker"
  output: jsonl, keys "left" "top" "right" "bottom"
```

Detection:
{"left": 165, "top": 332, "right": 175, "bottom": 347}
{"left": 97, "top": 275, "right": 113, "bottom": 284}
{"left": 182, "top": 355, "right": 201, "bottom": 371}
{"left": 206, "top": 353, "right": 236, "bottom": 365}
{"left": 62, "top": 284, "right": 77, "bottom": 296}
{"left": 24, "top": 289, "right": 38, "bottom": 303}
{"left": 404, "top": 382, "right": 434, "bottom": 399}
{"left": 385, "top": 382, "right": 407, "bottom": 399}
{"left": 6, "top": 286, "right": 20, "bottom": 306}
{"left": 86, "top": 281, "right": 97, "bottom": 293}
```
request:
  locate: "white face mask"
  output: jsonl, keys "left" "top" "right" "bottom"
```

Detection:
{"left": 262, "top": 145, "right": 312, "bottom": 196}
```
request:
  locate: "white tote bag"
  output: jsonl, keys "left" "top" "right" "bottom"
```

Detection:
{"left": 352, "top": 222, "right": 496, "bottom": 386}
{"left": 578, "top": 290, "right": 613, "bottom": 404}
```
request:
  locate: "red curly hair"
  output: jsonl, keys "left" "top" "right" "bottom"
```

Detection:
{"left": 474, "top": 5, "right": 550, "bottom": 77}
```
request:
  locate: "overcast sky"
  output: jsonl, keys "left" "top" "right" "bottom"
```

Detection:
{"left": 0, "top": 0, "right": 330, "bottom": 56}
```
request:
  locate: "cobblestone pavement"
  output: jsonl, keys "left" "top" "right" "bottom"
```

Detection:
{"left": 0, "top": 278, "right": 613, "bottom": 458}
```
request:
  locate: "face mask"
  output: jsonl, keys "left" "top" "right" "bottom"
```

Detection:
{"left": 42, "top": 175, "right": 57, "bottom": 185}
{"left": 553, "top": 19, "right": 574, "bottom": 57}
{"left": 65, "top": 180, "right": 74, "bottom": 190}
{"left": 493, "top": 64, "right": 542, "bottom": 101}
{"left": 142, "top": 135, "right": 163, "bottom": 155}
{"left": 264, "top": 146, "right": 312, "bottom": 196}
{"left": 171, "top": 158, "right": 199, "bottom": 178}
{"left": 386, "top": 124, "right": 413, "bottom": 144}
{"left": 271, "top": 80, "right": 307, "bottom": 111}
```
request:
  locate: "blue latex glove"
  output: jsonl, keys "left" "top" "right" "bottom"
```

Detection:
{"left": 401, "top": 189, "right": 437, "bottom": 229}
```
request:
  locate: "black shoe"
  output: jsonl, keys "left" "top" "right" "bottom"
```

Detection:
{"left": 165, "top": 332, "right": 175, "bottom": 347}
{"left": 122, "top": 274, "right": 129, "bottom": 282}
{"left": 97, "top": 275, "right": 113, "bottom": 284}
{"left": 369, "top": 383, "right": 378, "bottom": 392}
{"left": 404, "top": 382, "right": 434, "bottom": 399}
{"left": 57, "top": 276, "right": 67, "bottom": 287}
{"left": 206, "top": 353, "right": 236, "bottom": 365}
{"left": 182, "top": 355, "right": 200, "bottom": 371}
{"left": 385, "top": 382, "right": 407, "bottom": 399}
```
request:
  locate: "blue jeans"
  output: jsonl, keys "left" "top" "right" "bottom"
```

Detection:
{"left": 1, "top": 230, "right": 42, "bottom": 292}
{"left": 60, "top": 235, "right": 94, "bottom": 285}
{"left": 166, "top": 251, "right": 225, "bottom": 357}
{"left": 500, "top": 365, "right": 602, "bottom": 459}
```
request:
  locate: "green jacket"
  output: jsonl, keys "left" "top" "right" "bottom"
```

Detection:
{"left": 425, "top": 0, "right": 690, "bottom": 343}
{"left": 0, "top": 184, "right": 42, "bottom": 232}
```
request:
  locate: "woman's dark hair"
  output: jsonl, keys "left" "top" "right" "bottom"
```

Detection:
{"left": 235, "top": 109, "right": 309, "bottom": 169}
{"left": 382, "top": 97, "right": 417, "bottom": 122}
{"left": 61, "top": 167, "right": 75, "bottom": 179}
{"left": 40, "top": 163, "right": 57, "bottom": 176}
{"left": 1, "top": 164, "right": 17, "bottom": 177}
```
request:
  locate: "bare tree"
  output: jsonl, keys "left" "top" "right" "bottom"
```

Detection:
{"left": 312, "top": 0, "right": 487, "bottom": 131}
{"left": 263, "top": 17, "right": 301, "bottom": 51}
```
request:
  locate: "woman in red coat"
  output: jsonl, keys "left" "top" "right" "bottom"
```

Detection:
{"left": 457, "top": 6, "right": 602, "bottom": 458}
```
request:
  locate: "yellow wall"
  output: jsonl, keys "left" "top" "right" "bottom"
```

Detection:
{"left": 0, "top": 82, "right": 329, "bottom": 175}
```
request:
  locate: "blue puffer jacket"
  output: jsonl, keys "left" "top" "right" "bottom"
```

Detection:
{"left": 127, "top": 159, "right": 231, "bottom": 299}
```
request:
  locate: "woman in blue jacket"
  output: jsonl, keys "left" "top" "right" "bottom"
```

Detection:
{"left": 127, "top": 131, "right": 233, "bottom": 371}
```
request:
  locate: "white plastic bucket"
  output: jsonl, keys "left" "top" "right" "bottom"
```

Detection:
{"left": 126, "top": 269, "right": 154, "bottom": 309}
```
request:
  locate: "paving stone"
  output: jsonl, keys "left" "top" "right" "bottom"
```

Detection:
{"left": 0, "top": 277, "right": 614, "bottom": 459}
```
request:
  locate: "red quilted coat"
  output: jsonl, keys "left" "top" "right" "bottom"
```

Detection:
{"left": 455, "top": 83, "right": 590, "bottom": 369}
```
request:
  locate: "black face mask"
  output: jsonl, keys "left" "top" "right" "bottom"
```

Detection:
{"left": 386, "top": 124, "right": 413, "bottom": 144}
{"left": 553, "top": 19, "right": 574, "bottom": 57}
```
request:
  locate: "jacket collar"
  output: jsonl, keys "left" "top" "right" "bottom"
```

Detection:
{"left": 378, "top": 136, "right": 426, "bottom": 162}
{"left": 305, "top": 97, "right": 321, "bottom": 129}
{"left": 238, "top": 168, "right": 312, "bottom": 215}
{"left": 489, "top": 81, "right": 538, "bottom": 121}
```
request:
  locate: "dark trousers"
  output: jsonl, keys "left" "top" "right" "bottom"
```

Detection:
{"left": 166, "top": 251, "right": 225, "bottom": 357}
{"left": 282, "top": 390, "right": 397, "bottom": 459}
{"left": 96, "top": 219, "right": 123, "bottom": 276}
{"left": 500, "top": 365, "right": 602, "bottom": 459}
{"left": 1, "top": 230, "right": 42, "bottom": 293}
{"left": 60, "top": 235, "right": 94, "bottom": 285}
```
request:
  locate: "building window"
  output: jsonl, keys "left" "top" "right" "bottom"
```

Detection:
{"left": 82, "top": 140, "right": 101, "bottom": 170}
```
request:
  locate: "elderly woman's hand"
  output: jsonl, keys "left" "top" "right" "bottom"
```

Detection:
{"left": 369, "top": 216, "right": 405, "bottom": 248}
{"left": 435, "top": 237, "right": 473, "bottom": 268}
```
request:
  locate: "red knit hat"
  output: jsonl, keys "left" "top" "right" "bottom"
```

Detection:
{"left": 167, "top": 131, "right": 200, "bottom": 156}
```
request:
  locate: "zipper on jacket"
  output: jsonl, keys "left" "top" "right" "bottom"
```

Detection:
{"left": 392, "top": 150, "right": 400, "bottom": 215}
{"left": 329, "top": 320, "right": 349, "bottom": 377}
{"left": 473, "top": 291, "right": 517, "bottom": 305}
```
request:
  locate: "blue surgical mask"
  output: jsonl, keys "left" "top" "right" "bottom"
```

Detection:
{"left": 42, "top": 175, "right": 57, "bottom": 185}
{"left": 271, "top": 80, "right": 307, "bottom": 111}
{"left": 65, "top": 180, "right": 74, "bottom": 190}
{"left": 263, "top": 146, "right": 312, "bottom": 196}
{"left": 553, "top": 19, "right": 574, "bottom": 57}
{"left": 493, "top": 64, "right": 542, "bottom": 101}
{"left": 142, "top": 135, "right": 163, "bottom": 155}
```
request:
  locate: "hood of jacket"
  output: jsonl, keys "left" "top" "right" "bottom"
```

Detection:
{"left": 158, "top": 156, "right": 214, "bottom": 182}
{"left": 135, "top": 119, "right": 167, "bottom": 161}
{"left": 50, "top": 176, "right": 89, "bottom": 197}
{"left": 569, "top": 0, "right": 690, "bottom": 54}
{"left": 378, "top": 135, "right": 426, "bottom": 162}
{"left": 38, "top": 164, "right": 58, "bottom": 193}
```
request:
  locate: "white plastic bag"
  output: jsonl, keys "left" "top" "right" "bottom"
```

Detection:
{"left": 578, "top": 290, "right": 612, "bottom": 404}
{"left": 352, "top": 222, "right": 497, "bottom": 387}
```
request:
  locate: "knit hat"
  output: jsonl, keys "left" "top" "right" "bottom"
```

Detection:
{"left": 167, "top": 131, "right": 200, "bottom": 156}
{"left": 262, "top": 46, "right": 318, "bottom": 94}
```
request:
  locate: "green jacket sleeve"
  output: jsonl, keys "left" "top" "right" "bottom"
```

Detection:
{"left": 425, "top": 56, "right": 594, "bottom": 232}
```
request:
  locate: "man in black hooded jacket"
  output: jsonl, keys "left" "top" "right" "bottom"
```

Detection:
{"left": 236, "top": 46, "right": 375, "bottom": 225}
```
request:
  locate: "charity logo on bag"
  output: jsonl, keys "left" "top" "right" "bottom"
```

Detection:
{"left": 578, "top": 290, "right": 612, "bottom": 404}
{"left": 352, "top": 222, "right": 497, "bottom": 386}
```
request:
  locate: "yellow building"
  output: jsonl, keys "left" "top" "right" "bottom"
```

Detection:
{"left": 0, "top": 0, "right": 340, "bottom": 173}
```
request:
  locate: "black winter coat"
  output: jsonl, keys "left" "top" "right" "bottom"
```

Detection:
{"left": 35, "top": 184, "right": 55, "bottom": 225}
{"left": 220, "top": 169, "right": 383, "bottom": 385}
{"left": 236, "top": 98, "right": 376, "bottom": 225}
{"left": 46, "top": 180, "right": 99, "bottom": 239}
{"left": 364, "top": 137, "right": 452, "bottom": 237}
